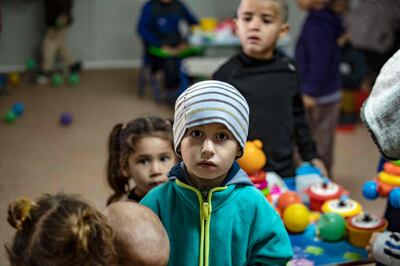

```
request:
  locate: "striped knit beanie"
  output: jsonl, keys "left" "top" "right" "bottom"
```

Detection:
{"left": 173, "top": 80, "right": 250, "bottom": 153}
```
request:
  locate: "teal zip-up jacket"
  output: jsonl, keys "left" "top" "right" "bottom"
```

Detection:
{"left": 141, "top": 162, "right": 293, "bottom": 266}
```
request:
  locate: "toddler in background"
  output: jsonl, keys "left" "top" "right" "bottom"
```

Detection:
{"left": 107, "top": 116, "right": 176, "bottom": 205}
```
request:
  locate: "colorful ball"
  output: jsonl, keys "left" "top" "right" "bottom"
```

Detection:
{"left": 25, "top": 58, "right": 37, "bottom": 71}
{"left": 277, "top": 191, "right": 302, "bottom": 212}
{"left": 4, "top": 110, "right": 17, "bottom": 124}
{"left": 68, "top": 73, "right": 80, "bottom": 86}
{"left": 8, "top": 73, "right": 20, "bottom": 87}
{"left": 362, "top": 180, "right": 379, "bottom": 200}
{"left": 59, "top": 112, "right": 73, "bottom": 126}
{"left": 283, "top": 203, "right": 310, "bottom": 233}
{"left": 317, "top": 212, "right": 346, "bottom": 241}
{"left": 12, "top": 102, "right": 25, "bottom": 117}
{"left": 389, "top": 188, "right": 400, "bottom": 208}
{"left": 51, "top": 73, "right": 64, "bottom": 87}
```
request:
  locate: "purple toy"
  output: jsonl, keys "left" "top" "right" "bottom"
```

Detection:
{"left": 59, "top": 112, "right": 73, "bottom": 126}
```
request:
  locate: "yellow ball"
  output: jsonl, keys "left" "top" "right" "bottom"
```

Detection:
{"left": 283, "top": 203, "right": 310, "bottom": 233}
{"left": 9, "top": 73, "right": 20, "bottom": 87}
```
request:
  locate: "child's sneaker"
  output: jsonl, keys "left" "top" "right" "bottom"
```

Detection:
{"left": 69, "top": 62, "right": 82, "bottom": 73}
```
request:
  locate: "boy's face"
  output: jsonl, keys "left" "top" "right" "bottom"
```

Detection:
{"left": 235, "top": 0, "right": 289, "bottom": 59}
{"left": 179, "top": 123, "right": 241, "bottom": 189}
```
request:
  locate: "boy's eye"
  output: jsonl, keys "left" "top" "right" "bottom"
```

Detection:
{"left": 190, "top": 130, "right": 203, "bottom": 138}
{"left": 160, "top": 155, "right": 171, "bottom": 162}
{"left": 242, "top": 16, "right": 252, "bottom": 22}
{"left": 137, "top": 159, "right": 150, "bottom": 165}
{"left": 216, "top": 133, "right": 228, "bottom": 141}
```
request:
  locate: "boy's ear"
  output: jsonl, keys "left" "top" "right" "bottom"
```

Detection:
{"left": 233, "top": 18, "right": 238, "bottom": 36}
{"left": 236, "top": 146, "right": 243, "bottom": 158}
{"left": 279, "top": 23, "right": 290, "bottom": 38}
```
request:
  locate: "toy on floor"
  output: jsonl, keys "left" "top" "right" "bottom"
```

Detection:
{"left": 295, "top": 162, "right": 324, "bottom": 204}
{"left": 363, "top": 160, "right": 400, "bottom": 208}
{"left": 317, "top": 212, "right": 346, "bottom": 242}
{"left": 346, "top": 213, "right": 388, "bottom": 248}
{"left": 306, "top": 180, "right": 348, "bottom": 212}
{"left": 237, "top": 139, "right": 269, "bottom": 195}
{"left": 8, "top": 73, "right": 20, "bottom": 87}
{"left": 59, "top": 112, "right": 73, "bottom": 126}
{"left": 25, "top": 58, "right": 37, "bottom": 72}
{"left": 283, "top": 203, "right": 310, "bottom": 233}
{"left": 4, "top": 110, "right": 16, "bottom": 124}
{"left": 12, "top": 102, "right": 25, "bottom": 117}
{"left": 52, "top": 73, "right": 64, "bottom": 87}
{"left": 321, "top": 195, "right": 362, "bottom": 218}
{"left": 0, "top": 74, "right": 8, "bottom": 95}
{"left": 68, "top": 73, "right": 80, "bottom": 86}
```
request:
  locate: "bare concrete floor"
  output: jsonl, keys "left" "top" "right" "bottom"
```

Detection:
{"left": 0, "top": 69, "right": 384, "bottom": 265}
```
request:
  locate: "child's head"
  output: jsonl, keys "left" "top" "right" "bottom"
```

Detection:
{"left": 173, "top": 80, "right": 249, "bottom": 188}
{"left": 6, "top": 193, "right": 115, "bottom": 266}
{"left": 107, "top": 116, "right": 176, "bottom": 205}
{"left": 328, "top": 0, "right": 349, "bottom": 15}
{"left": 104, "top": 201, "right": 170, "bottom": 266}
{"left": 296, "top": 0, "right": 328, "bottom": 11}
{"left": 235, "top": 0, "right": 289, "bottom": 59}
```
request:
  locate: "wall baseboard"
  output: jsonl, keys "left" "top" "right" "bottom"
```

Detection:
{"left": 0, "top": 59, "right": 142, "bottom": 73}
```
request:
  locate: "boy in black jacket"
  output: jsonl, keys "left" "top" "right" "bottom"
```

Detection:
{"left": 213, "top": 0, "right": 326, "bottom": 178}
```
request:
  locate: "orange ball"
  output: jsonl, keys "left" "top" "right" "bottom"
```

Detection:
{"left": 277, "top": 191, "right": 302, "bottom": 212}
{"left": 237, "top": 140, "right": 267, "bottom": 174}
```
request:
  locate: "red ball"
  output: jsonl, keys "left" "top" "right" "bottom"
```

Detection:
{"left": 277, "top": 191, "right": 302, "bottom": 212}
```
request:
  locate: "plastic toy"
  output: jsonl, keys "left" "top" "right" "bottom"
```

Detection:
{"left": 346, "top": 213, "right": 387, "bottom": 248}
{"left": 59, "top": 112, "right": 73, "bottom": 126}
{"left": 8, "top": 73, "right": 20, "bottom": 87}
{"left": 306, "top": 181, "right": 348, "bottom": 212}
{"left": 277, "top": 191, "right": 302, "bottom": 212}
{"left": 283, "top": 203, "right": 310, "bottom": 233}
{"left": 51, "top": 73, "right": 64, "bottom": 87}
{"left": 25, "top": 58, "right": 37, "bottom": 71}
{"left": 4, "top": 110, "right": 16, "bottom": 124}
{"left": 68, "top": 73, "right": 80, "bottom": 86}
{"left": 363, "top": 161, "right": 400, "bottom": 208}
{"left": 295, "top": 162, "right": 324, "bottom": 204}
{"left": 317, "top": 212, "right": 346, "bottom": 242}
{"left": 321, "top": 196, "right": 362, "bottom": 218}
{"left": 12, "top": 103, "right": 25, "bottom": 117}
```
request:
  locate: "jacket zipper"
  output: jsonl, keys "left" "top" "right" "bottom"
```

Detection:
{"left": 200, "top": 189, "right": 210, "bottom": 266}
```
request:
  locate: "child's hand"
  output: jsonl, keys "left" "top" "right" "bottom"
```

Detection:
{"left": 302, "top": 95, "right": 316, "bottom": 110}
{"left": 311, "top": 158, "right": 328, "bottom": 178}
{"left": 161, "top": 45, "right": 179, "bottom": 56}
{"left": 366, "top": 232, "right": 381, "bottom": 258}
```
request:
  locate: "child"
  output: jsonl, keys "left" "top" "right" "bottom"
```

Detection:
{"left": 107, "top": 116, "right": 176, "bottom": 205}
{"left": 105, "top": 201, "right": 170, "bottom": 266}
{"left": 295, "top": 0, "right": 348, "bottom": 176}
{"left": 137, "top": 0, "right": 198, "bottom": 92}
{"left": 361, "top": 49, "right": 400, "bottom": 265}
{"left": 213, "top": 0, "right": 326, "bottom": 178}
{"left": 36, "top": 0, "right": 81, "bottom": 83}
{"left": 6, "top": 193, "right": 115, "bottom": 266}
{"left": 141, "top": 80, "right": 293, "bottom": 265}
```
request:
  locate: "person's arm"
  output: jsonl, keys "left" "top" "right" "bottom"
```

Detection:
{"left": 248, "top": 196, "right": 293, "bottom": 265}
{"left": 180, "top": 2, "right": 198, "bottom": 25}
{"left": 137, "top": 2, "right": 161, "bottom": 47}
{"left": 299, "top": 21, "right": 335, "bottom": 97}
{"left": 371, "top": 232, "right": 400, "bottom": 265}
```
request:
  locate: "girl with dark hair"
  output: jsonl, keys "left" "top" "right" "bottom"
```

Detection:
{"left": 106, "top": 116, "right": 176, "bottom": 205}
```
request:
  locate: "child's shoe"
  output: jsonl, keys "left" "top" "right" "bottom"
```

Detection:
{"left": 69, "top": 62, "right": 82, "bottom": 73}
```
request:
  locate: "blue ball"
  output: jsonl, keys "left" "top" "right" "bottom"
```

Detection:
{"left": 12, "top": 102, "right": 25, "bottom": 116}
{"left": 389, "top": 188, "right": 400, "bottom": 208}
{"left": 59, "top": 112, "right": 73, "bottom": 126}
{"left": 0, "top": 74, "right": 7, "bottom": 88}
{"left": 362, "top": 180, "right": 379, "bottom": 200}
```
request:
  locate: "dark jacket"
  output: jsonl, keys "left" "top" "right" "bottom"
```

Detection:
{"left": 44, "top": 0, "right": 73, "bottom": 27}
{"left": 213, "top": 52, "right": 319, "bottom": 177}
{"left": 137, "top": 0, "right": 198, "bottom": 47}
{"left": 295, "top": 8, "right": 343, "bottom": 102}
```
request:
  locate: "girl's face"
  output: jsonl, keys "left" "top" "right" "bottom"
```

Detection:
{"left": 179, "top": 123, "right": 241, "bottom": 189}
{"left": 122, "top": 136, "right": 176, "bottom": 197}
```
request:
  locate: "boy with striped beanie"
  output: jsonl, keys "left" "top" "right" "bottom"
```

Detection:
{"left": 141, "top": 80, "right": 292, "bottom": 266}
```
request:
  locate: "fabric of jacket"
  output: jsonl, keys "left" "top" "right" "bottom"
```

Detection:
{"left": 140, "top": 161, "right": 293, "bottom": 266}
{"left": 213, "top": 52, "right": 318, "bottom": 177}
{"left": 137, "top": 0, "right": 198, "bottom": 47}
{"left": 44, "top": 0, "right": 73, "bottom": 27}
{"left": 295, "top": 7, "right": 343, "bottom": 103}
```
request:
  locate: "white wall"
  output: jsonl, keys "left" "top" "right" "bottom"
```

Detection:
{"left": 0, "top": 0, "right": 309, "bottom": 72}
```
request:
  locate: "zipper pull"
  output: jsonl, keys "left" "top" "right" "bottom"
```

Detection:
{"left": 202, "top": 202, "right": 210, "bottom": 220}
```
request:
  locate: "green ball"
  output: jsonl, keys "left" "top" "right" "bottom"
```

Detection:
{"left": 68, "top": 73, "right": 80, "bottom": 86}
{"left": 25, "top": 58, "right": 37, "bottom": 71}
{"left": 4, "top": 110, "right": 17, "bottom": 124}
{"left": 317, "top": 212, "right": 346, "bottom": 242}
{"left": 392, "top": 160, "right": 400, "bottom": 166}
{"left": 51, "top": 73, "right": 64, "bottom": 87}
